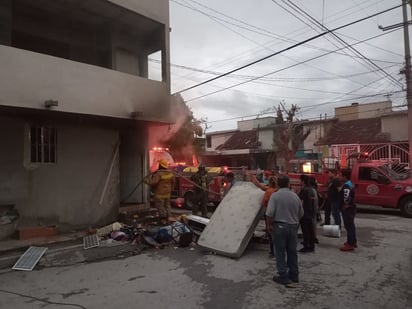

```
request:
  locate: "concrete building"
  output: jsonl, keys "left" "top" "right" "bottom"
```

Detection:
{"left": 335, "top": 101, "right": 392, "bottom": 121}
{"left": 0, "top": 0, "right": 172, "bottom": 227}
{"left": 203, "top": 101, "right": 409, "bottom": 171}
{"left": 203, "top": 117, "right": 278, "bottom": 169}
{"left": 316, "top": 102, "right": 409, "bottom": 167}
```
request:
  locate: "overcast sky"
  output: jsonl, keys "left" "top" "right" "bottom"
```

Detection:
{"left": 166, "top": 0, "right": 407, "bottom": 132}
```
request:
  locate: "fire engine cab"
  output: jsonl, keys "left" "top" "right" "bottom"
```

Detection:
{"left": 287, "top": 153, "right": 412, "bottom": 218}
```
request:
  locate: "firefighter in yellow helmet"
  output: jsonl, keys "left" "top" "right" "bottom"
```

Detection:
{"left": 190, "top": 164, "right": 209, "bottom": 218}
{"left": 144, "top": 158, "right": 175, "bottom": 224}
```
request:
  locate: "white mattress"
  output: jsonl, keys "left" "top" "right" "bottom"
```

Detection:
{"left": 197, "top": 181, "right": 264, "bottom": 258}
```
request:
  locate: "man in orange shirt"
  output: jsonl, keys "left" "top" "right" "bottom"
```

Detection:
{"left": 249, "top": 172, "right": 278, "bottom": 257}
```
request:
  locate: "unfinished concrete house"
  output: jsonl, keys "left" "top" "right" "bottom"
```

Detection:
{"left": 0, "top": 0, "right": 172, "bottom": 228}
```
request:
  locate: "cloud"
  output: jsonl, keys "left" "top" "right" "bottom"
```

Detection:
{"left": 169, "top": 0, "right": 406, "bottom": 132}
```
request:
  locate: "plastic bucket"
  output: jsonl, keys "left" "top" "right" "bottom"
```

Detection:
{"left": 322, "top": 225, "right": 340, "bottom": 238}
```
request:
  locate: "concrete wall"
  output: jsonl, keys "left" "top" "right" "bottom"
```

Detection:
{"left": 335, "top": 101, "right": 391, "bottom": 121}
{"left": 119, "top": 128, "right": 148, "bottom": 204}
{"left": 0, "top": 45, "right": 171, "bottom": 122}
{"left": 108, "top": 0, "right": 170, "bottom": 86}
{"left": 237, "top": 117, "right": 276, "bottom": 131}
{"left": 206, "top": 132, "right": 235, "bottom": 151}
{"left": 381, "top": 112, "right": 408, "bottom": 142}
{"left": 0, "top": 116, "right": 120, "bottom": 226}
{"left": 109, "top": 0, "right": 169, "bottom": 24}
{"left": 0, "top": 0, "right": 11, "bottom": 45}
{"left": 257, "top": 129, "right": 274, "bottom": 150}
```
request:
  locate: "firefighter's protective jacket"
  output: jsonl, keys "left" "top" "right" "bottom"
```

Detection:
{"left": 191, "top": 172, "right": 209, "bottom": 193}
{"left": 144, "top": 169, "right": 175, "bottom": 199}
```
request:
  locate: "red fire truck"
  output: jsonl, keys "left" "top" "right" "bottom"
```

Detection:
{"left": 287, "top": 154, "right": 412, "bottom": 218}
{"left": 172, "top": 166, "right": 228, "bottom": 209}
{"left": 149, "top": 147, "right": 228, "bottom": 209}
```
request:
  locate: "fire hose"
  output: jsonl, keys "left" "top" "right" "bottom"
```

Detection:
{"left": 171, "top": 169, "right": 223, "bottom": 196}
{"left": 121, "top": 169, "right": 224, "bottom": 204}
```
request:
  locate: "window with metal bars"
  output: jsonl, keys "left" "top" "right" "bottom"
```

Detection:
{"left": 29, "top": 127, "right": 57, "bottom": 163}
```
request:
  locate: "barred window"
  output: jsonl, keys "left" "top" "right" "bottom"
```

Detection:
{"left": 30, "top": 127, "right": 57, "bottom": 163}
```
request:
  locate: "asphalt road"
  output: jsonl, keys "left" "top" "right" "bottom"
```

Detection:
{"left": 0, "top": 209, "right": 411, "bottom": 309}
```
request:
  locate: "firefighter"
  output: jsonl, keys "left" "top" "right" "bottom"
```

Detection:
{"left": 144, "top": 158, "right": 175, "bottom": 224}
{"left": 190, "top": 165, "right": 209, "bottom": 218}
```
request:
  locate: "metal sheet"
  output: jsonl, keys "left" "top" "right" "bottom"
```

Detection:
{"left": 83, "top": 234, "right": 100, "bottom": 249}
{"left": 12, "top": 246, "right": 48, "bottom": 271}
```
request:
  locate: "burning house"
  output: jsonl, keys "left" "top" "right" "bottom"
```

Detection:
{"left": 0, "top": 0, "right": 172, "bottom": 228}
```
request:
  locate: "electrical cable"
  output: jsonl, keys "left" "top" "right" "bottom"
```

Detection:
{"left": 281, "top": 0, "right": 404, "bottom": 89}
{"left": 171, "top": 0, "right": 390, "bottom": 84}
{"left": 183, "top": 28, "right": 402, "bottom": 103}
{"left": 204, "top": 90, "right": 404, "bottom": 125}
{"left": 172, "top": 3, "right": 403, "bottom": 95}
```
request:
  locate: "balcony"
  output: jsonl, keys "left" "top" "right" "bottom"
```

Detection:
{"left": 0, "top": 0, "right": 172, "bottom": 122}
{"left": 0, "top": 45, "right": 171, "bottom": 122}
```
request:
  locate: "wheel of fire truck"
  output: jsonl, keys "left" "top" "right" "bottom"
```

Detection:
{"left": 183, "top": 191, "right": 194, "bottom": 210}
{"left": 399, "top": 196, "right": 412, "bottom": 218}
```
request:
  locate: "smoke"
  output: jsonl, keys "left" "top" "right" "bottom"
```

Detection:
{"left": 148, "top": 94, "right": 192, "bottom": 148}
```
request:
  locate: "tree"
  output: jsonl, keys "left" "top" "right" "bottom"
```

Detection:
{"left": 273, "top": 103, "right": 311, "bottom": 171}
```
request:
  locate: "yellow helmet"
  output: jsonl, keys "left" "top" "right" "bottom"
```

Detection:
{"left": 159, "top": 159, "right": 169, "bottom": 169}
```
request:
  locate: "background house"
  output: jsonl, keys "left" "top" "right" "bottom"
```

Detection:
{"left": 315, "top": 101, "right": 409, "bottom": 168}
{"left": 203, "top": 100, "right": 409, "bottom": 171}
{"left": 0, "top": 0, "right": 172, "bottom": 227}
{"left": 202, "top": 117, "right": 277, "bottom": 169}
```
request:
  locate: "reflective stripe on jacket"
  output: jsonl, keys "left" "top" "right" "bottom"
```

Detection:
{"left": 144, "top": 169, "right": 175, "bottom": 199}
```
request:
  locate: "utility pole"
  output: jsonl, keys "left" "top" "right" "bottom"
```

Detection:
{"left": 379, "top": 1, "right": 412, "bottom": 167}
{"left": 403, "top": 0, "right": 412, "bottom": 168}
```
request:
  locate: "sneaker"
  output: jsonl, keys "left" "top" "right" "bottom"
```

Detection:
{"left": 272, "top": 276, "right": 290, "bottom": 285}
{"left": 299, "top": 247, "right": 314, "bottom": 253}
{"left": 344, "top": 242, "right": 358, "bottom": 248}
{"left": 285, "top": 282, "right": 297, "bottom": 288}
{"left": 340, "top": 244, "right": 355, "bottom": 251}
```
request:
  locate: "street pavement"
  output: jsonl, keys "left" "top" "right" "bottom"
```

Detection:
{"left": 0, "top": 208, "right": 411, "bottom": 309}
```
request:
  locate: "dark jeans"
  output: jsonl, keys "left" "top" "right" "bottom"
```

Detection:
{"left": 272, "top": 222, "right": 299, "bottom": 282}
{"left": 324, "top": 200, "right": 331, "bottom": 225}
{"left": 192, "top": 191, "right": 208, "bottom": 217}
{"left": 342, "top": 206, "right": 357, "bottom": 246}
{"left": 264, "top": 215, "right": 274, "bottom": 256}
{"left": 300, "top": 217, "right": 315, "bottom": 250}
{"left": 331, "top": 200, "right": 342, "bottom": 228}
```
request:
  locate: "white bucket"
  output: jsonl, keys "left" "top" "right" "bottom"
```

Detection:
{"left": 322, "top": 225, "right": 340, "bottom": 238}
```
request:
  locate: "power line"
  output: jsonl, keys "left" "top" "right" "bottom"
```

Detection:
{"left": 150, "top": 58, "right": 399, "bottom": 82}
{"left": 172, "top": 0, "right": 391, "bottom": 84}
{"left": 172, "top": 3, "right": 403, "bottom": 96}
{"left": 281, "top": 0, "right": 404, "bottom": 89}
{"left": 172, "top": 0, "right": 401, "bottom": 89}
{"left": 183, "top": 28, "right": 403, "bottom": 103}
{"left": 205, "top": 91, "right": 404, "bottom": 125}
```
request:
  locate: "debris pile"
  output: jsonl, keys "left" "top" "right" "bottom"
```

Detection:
{"left": 0, "top": 204, "right": 19, "bottom": 240}
{"left": 85, "top": 205, "right": 195, "bottom": 252}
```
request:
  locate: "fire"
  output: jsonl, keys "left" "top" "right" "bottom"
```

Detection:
{"left": 152, "top": 146, "right": 169, "bottom": 152}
